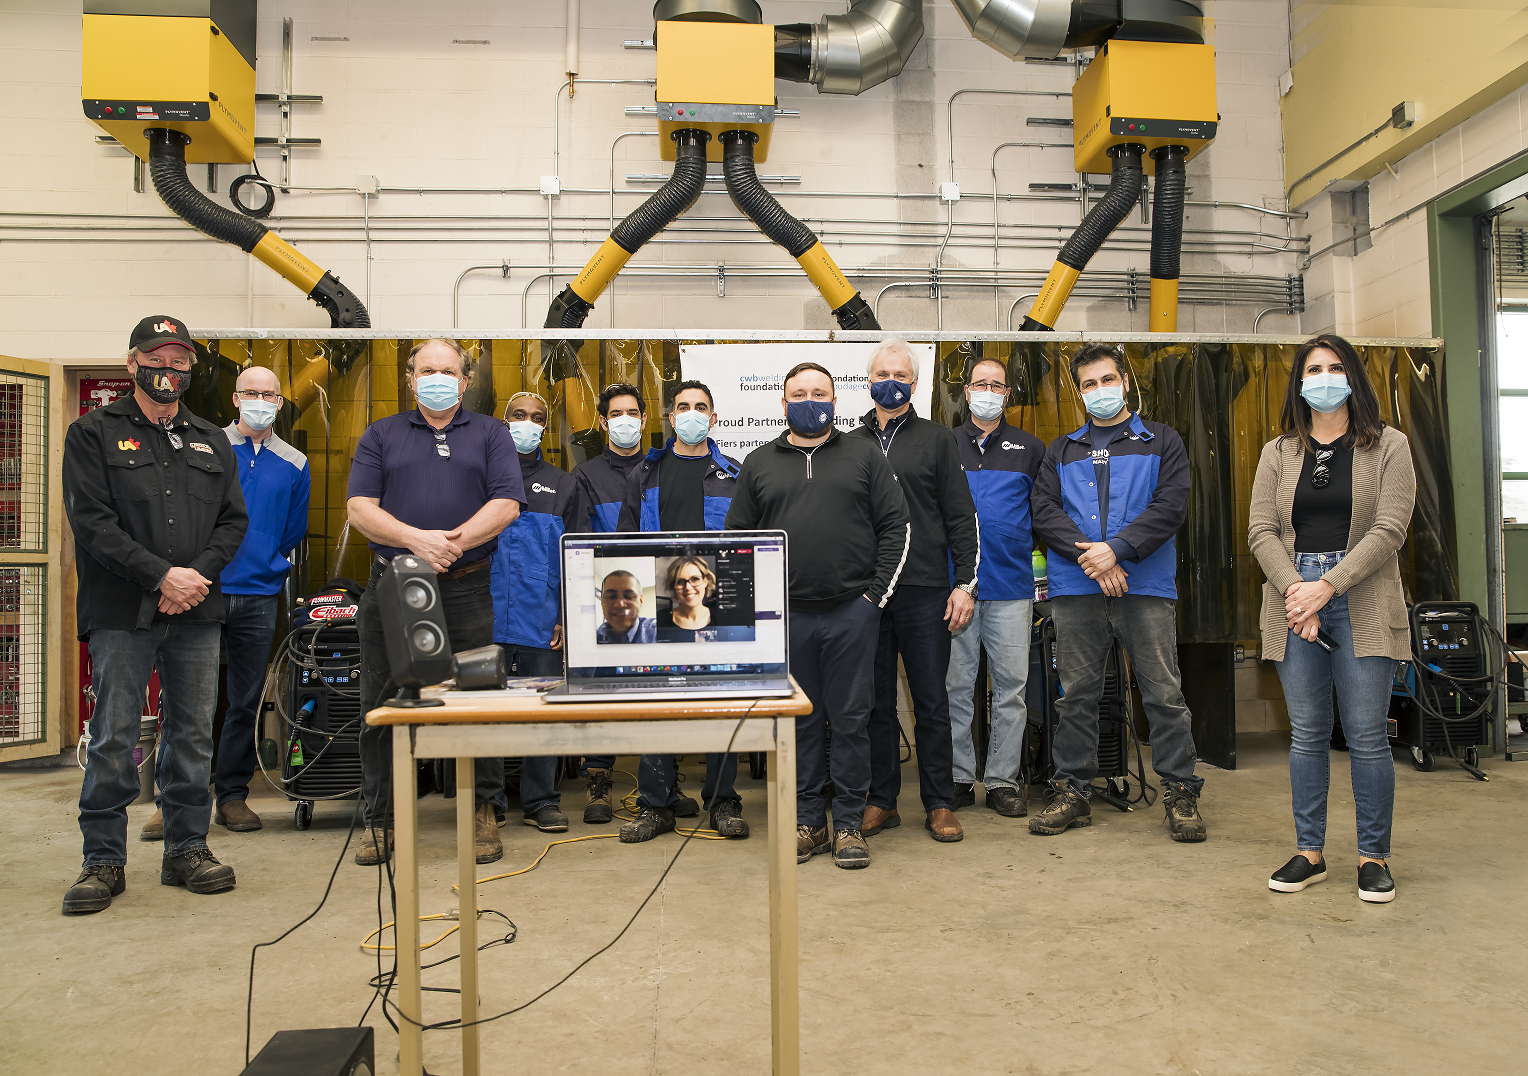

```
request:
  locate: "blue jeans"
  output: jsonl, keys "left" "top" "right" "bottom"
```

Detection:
{"left": 636, "top": 753, "right": 739, "bottom": 811}
{"left": 215, "top": 593, "right": 280, "bottom": 805}
{"left": 868, "top": 585, "right": 957, "bottom": 813}
{"left": 1050, "top": 594, "right": 1203, "bottom": 797}
{"left": 791, "top": 595, "right": 881, "bottom": 830}
{"left": 80, "top": 622, "right": 222, "bottom": 865}
{"left": 1275, "top": 551, "right": 1397, "bottom": 860}
{"left": 501, "top": 643, "right": 562, "bottom": 815}
{"left": 947, "top": 598, "right": 1033, "bottom": 790}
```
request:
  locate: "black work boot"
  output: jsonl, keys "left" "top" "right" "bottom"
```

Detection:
{"left": 1027, "top": 782, "right": 1092, "bottom": 836}
{"left": 985, "top": 785, "right": 1026, "bottom": 817}
{"left": 708, "top": 799, "right": 749, "bottom": 838}
{"left": 160, "top": 848, "right": 237, "bottom": 893}
{"left": 583, "top": 768, "right": 614, "bottom": 824}
{"left": 619, "top": 806, "right": 676, "bottom": 843}
{"left": 1163, "top": 786, "right": 1207, "bottom": 842}
{"left": 62, "top": 864, "right": 125, "bottom": 915}
{"left": 953, "top": 783, "right": 977, "bottom": 810}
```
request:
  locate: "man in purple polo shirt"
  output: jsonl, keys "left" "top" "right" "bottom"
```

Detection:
{"left": 346, "top": 338, "right": 525, "bottom": 867}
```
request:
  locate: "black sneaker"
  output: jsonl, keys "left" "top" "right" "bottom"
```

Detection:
{"left": 1268, "top": 855, "right": 1327, "bottom": 893}
{"left": 62, "top": 864, "right": 125, "bottom": 915}
{"left": 832, "top": 829, "right": 870, "bottom": 869}
{"left": 1028, "top": 782, "right": 1091, "bottom": 835}
{"left": 1163, "top": 786, "right": 1207, "bottom": 842}
{"left": 619, "top": 806, "right": 676, "bottom": 843}
{"left": 953, "top": 783, "right": 976, "bottom": 810}
{"left": 523, "top": 805, "right": 570, "bottom": 833}
{"left": 708, "top": 799, "right": 749, "bottom": 838}
{"left": 160, "top": 849, "right": 236, "bottom": 894}
{"left": 1358, "top": 862, "right": 1396, "bottom": 903}
{"left": 671, "top": 794, "right": 700, "bottom": 818}
{"left": 985, "top": 785, "right": 1026, "bottom": 817}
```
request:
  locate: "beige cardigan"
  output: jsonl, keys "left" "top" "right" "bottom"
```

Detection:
{"left": 1247, "top": 425, "right": 1416, "bottom": 662}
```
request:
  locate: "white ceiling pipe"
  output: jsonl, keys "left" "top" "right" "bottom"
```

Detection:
{"left": 566, "top": 0, "right": 581, "bottom": 85}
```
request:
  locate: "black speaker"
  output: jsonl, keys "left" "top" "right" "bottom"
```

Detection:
{"left": 376, "top": 556, "right": 452, "bottom": 707}
{"left": 240, "top": 1028, "right": 374, "bottom": 1075}
{"left": 453, "top": 643, "right": 508, "bottom": 690}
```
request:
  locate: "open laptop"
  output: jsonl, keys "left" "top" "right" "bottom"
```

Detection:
{"left": 543, "top": 530, "right": 793, "bottom": 702}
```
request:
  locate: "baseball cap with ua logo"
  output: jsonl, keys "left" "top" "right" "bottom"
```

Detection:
{"left": 128, "top": 314, "right": 192, "bottom": 353}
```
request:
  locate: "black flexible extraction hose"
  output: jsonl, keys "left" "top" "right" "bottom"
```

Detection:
{"left": 720, "top": 132, "right": 879, "bottom": 330}
{"left": 1148, "top": 145, "right": 1187, "bottom": 331}
{"left": 544, "top": 129, "right": 711, "bottom": 329}
{"left": 144, "top": 129, "right": 369, "bottom": 331}
{"left": 1019, "top": 143, "right": 1144, "bottom": 331}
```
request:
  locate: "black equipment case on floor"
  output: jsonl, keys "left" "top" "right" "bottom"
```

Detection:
{"left": 281, "top": 622, "right": 363, "bottom": 828}
{"left": 1025, "top": 613, "right": 1132, "bottom": 805}
{"left": 1390, "top": 601, "right": 1491, "bottom": 774}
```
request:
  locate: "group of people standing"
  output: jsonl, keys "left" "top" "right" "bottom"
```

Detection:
{"left": 60, "top": 323, "right": 1418, "bottom": 915}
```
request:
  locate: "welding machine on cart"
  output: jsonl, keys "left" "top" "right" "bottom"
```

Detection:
{"left": 1389, "top": 601, "right": 1492, "bottom": 781}
{"left": 1025, "top": 612, "right": 1133, "bottom": 810}
{"left": 279, "top": 621, "right": 364, "bottom": 829}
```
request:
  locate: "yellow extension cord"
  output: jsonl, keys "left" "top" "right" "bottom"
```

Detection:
{"left": 361, "top": 767, "right": 728, "bottom": 953}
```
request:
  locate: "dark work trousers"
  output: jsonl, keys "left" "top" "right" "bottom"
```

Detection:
{"left": 357, "top": 559, "right": 506, "bottom": 825}
{"left": 791, "top": 595, "right": 881, "bottom": 831}
{"left": 500, "top": 643, "right": 563, "bottom": 816}
{"left": 214, "top": 592, "right": 280, "bottom": 806}
{"left": 636, "top": 753, "right": 740, "bottom": 811}
{"left": 867, "top": 584, "right": 956, "bottom": 814}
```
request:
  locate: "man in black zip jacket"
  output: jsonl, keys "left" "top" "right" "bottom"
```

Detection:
{"left": 850, "top": 338, "right": 980, "bottom": 844}
{"left": 566, "top": 381, "right": 650, "bottom": 823}
{"left": 726, "top": 362, "right": 910, "bottom": 870}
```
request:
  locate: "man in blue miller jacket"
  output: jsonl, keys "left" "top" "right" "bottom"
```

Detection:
{"left": 210, "top": 366, "right": 310, "bottom": 835}
{"left": 946, "top": 357, "right": 1044, "bottom": 819}
{"left": 490, "top": 391, "right": 573, "bottom": 832}
{"left": 615, "top": 380, "right": 749, "bottom": 842}
{"left": 1030, "top": 343, "right": 1207, "bottom": 843}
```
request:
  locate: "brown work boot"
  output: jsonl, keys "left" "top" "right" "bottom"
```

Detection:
{"left": 925, "top": 807, "right": 964, "bottom": 843}
{"left": 832, "top": 829, "right": 870, "bottom": 869}
{"left": 861, "top": 805, "right": 900, "bottom": 836}
{"left": 354, "top": 826, "right": 393, "bottom": 866}
{"left": 583, "top": 768, "right": 614, "bottom": 825}
{"left": 474, "top": 803, "right": 504, "bottom": 864}
{"left": 215, "top": 800, "right": 263, "bottom": 831}
{"left": 796, "top": 824, "right": 829, "bottom": 863}
{"left": 139, "top": 809, "right": 163, "bottom": 841}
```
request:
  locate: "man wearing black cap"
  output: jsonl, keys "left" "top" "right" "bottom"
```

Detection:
{"left": 61, "top": 315, "right": 249, "bottom": 915}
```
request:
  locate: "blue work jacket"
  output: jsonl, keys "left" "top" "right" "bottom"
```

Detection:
{"left": 616, "top": 438, "right": 741, "bottom": 533}
{"left": 490, "top": 451, "right": 574, "bottom": 649}
{"left": 952, "top": 417, "right": 1045, "bottom": 601}
{"left": 220, "top": 425, "right": 310, "bottom": 596}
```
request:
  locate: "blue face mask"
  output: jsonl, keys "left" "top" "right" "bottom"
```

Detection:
{"left": 1301, "top": 372, "right": 1351, "bottom": 414}
{"left": 508, "top": 420, "right": 544, "bottom": 454}
{"left": 1082, "top": 384, "right": 1126, "bottom": 420}
{"left": 869, "top": 378, "right": 911, "bottom": 410}
{"left": 673, "top": 410, "right": 711, "bottom": 446}
{"left": 415, "top": 373, "right": 462, "bottom": 411}
{"left": 786, "top": 399, "right": 834, "bottom": 437}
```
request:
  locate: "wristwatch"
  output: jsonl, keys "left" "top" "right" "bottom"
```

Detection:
{"left": 956, "top": 581, "right": 977, "bottom": 597}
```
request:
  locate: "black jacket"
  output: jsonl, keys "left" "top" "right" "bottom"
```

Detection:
{"left": 725, "top": 428, "right": 910, "bottom": 611}
{"left": 63, "top": 396, "right": 248, "bottom": 637}
{"left": 848, "top": 407, "right": 980, "bottom": 592}
{"left": 568, "top": 446, "right": 646, "bottom": 533}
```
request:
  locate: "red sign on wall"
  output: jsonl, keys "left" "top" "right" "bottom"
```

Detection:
{"left": 79, "top": 378, "right": 133, "bottom": 417}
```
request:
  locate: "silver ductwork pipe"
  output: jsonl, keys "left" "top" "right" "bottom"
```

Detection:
{"left": 773, "top": 0, "right": 924, "bottom": 96}
{"left": 949, "top": 0, "right": 1072, "bottom": 60}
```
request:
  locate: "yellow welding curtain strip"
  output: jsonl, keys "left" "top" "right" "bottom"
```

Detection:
{"left": 1149, "top": 278, "right": 1179, "bottom": 332}
{"left": 795, "top": 243, "right": 858, "bottom": 310}
{"left": 251, "top": 232, "right": 327, "bottom": 294}
{"left": 1026, "top": 262, "right": 1082, "bottom": 329}
{"left": 571, "top": 238, "right": 634, "bottom": 304}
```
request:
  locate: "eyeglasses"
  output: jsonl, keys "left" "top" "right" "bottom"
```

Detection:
{"left": 1311, "top": 448, "right": 1334, "bottom": 489}
{"left": 675, "top": 576, "right": 706, "bottom": 590}
{"left": 969, "top": 381, "right": 1007, "bottom": 393}
{"left": 433, "top": 429, "right": 450, "bottom": 459}
{"left": 236, "top": 389, "right": 283, "bottom": 403}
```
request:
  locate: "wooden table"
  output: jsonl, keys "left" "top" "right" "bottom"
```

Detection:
{"left": 367, "top": 683, "right": 814, "bottom": 1076}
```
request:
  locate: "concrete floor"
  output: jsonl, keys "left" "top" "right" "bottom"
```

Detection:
{"left": 1, "top": 734, "right": 1523, "bottom": 1075}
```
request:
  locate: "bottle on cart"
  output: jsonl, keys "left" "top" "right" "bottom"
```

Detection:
{"left": 1032, "top": 549, "right": 1049, "bottom": 603}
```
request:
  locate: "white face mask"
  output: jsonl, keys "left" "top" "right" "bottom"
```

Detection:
{"left": 414, "top": 373, "right": 462, "bottom": 411}
{"left": 606, "top": 415, "right": 642, "bottom": 449}
{"left": 239, "top": 398, "right": 278, "bottom": 431}
{"left": 967, "top": 390, "right": 1005, "bottom": 421}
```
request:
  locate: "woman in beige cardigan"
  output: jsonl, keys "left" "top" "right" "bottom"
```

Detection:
{"left": 1248, "top": 334, "right": 1415, "bottom": 904}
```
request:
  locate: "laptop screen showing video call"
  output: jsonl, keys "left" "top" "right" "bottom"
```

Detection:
{"left": 562, "top": 532, "right": 787, "bottom": 681}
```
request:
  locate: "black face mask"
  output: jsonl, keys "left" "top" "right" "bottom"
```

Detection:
{"left": 134, "top": 363, "right": 191, "bottom": 404}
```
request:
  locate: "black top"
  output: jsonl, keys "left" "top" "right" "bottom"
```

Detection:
{"left": 657, "top": 449, "right": 711, "bottom": 530}
{"left": 1292, "top": 437, "right": 1354, "bottom": 553}
{"left": 63, "top": 397, "right": 249, "bottom": 637}
{"left": 847, "top": 407, "right": 980, "bottom": 590}
{"left": 725, "top": 428, "right": 911, "bottom": 611}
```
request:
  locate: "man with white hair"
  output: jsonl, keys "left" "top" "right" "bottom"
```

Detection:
{"left": 850, "top": 338, "right": 980, "bottom": 845}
